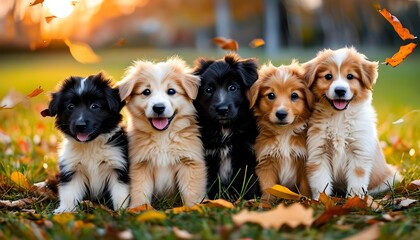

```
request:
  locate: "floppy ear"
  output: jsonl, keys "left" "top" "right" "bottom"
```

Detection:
{"left": 304, "top": 85, "right": 315, "bottom": 111}
{"left": 105, "top": 87, "right": 124, "bottom": 112}
{"left": 192, "top": 58, "right": 215, "bottom": 76}
{"left": 247, "top": 79, "right": 261, "bottom": 108}
{"left": 360, "top": 59, "right": 378, "bottom": 89}
{"left": 181, "top": 74, "right": 201, "bottom": 100}
{"left": 117, "top": 75, "right": 136, "bottom": 101}
{"left": 41, "top": 92, "right": 61, "bottom": 117}
{"left": 302, "top": 59, "right": 318, "bottom": 89}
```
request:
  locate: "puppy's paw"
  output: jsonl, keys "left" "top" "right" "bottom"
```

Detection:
{"left": 53, "top": 205, "right": 76, "bottom": 214}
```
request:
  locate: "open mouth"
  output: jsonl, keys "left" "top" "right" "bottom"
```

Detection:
{"left": 75, "top": 132, "right": 90, "bottom": 142}
{"left": 150, "top": 114, "right": 175, "bottom": 131}
{"left": 327, "top": 98, "right": 352, "bottom": 111}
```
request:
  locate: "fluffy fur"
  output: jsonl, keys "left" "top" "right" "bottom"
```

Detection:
{"left": 193, "top": 53, "right": 260, "bottom": 200}
{"left": 118, "top": 57, "right": 207, "bottom": 207}
{"left": 42, "top": 73, "right": 130, "bottom": 213}
{"left": 249, "top": 61, "right": 313, "bottom": 200}
{"left": 303, "top": 47, "right": 401, "bottom": 200}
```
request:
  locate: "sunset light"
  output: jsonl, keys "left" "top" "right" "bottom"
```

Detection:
{"left": 44, "top": 0, "right": 75, "bottom": 18}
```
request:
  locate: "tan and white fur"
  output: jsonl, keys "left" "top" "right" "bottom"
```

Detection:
{"left": 249, "top": 61, "right": 313, "bottom": 201}
{"left": 303, "top": 47, "right": 401, "bottom": 200}
{"left": 118, "top": 57, "right": 207, "bottom": 207}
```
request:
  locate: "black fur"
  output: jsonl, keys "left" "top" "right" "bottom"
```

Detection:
{"left": 193, "top": 53, "right": 260, "bottom": 200}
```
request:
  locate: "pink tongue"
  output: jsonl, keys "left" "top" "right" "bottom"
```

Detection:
{"left": 76, "top": 133, "right": 90, "bottom": 142}
{"left": 151, "top": 118, "right": 169, "bottom": 130}
{"left": 333, "top": 100, "right": 348, "bottom": 110}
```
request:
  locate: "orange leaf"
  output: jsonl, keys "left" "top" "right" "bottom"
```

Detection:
{"left": 201, "top": 199, "right": 234, "bottom": 209}
{"left": 232, "top": 203, "right": 313, "bottom": 229}
{"left": 312, "top": 205, "right": 349, "bottom": 227}
{"left": 212, "top": 37, "right": 239, "bottom": 51}
{"left": 128, "top": 204, "right": 154, "bottom": 213}
{"left": 169, "top": 205, "right": 204, "bottom": 214}
{"left": 27, "top": 86, "right": 43, "bottom": 98}
{"left": 319, "top": 192, "right": 335, "bottom": 210}
{"left": 407, "top": 179, "right": 420, "bottom": 191}
{"left": 385, "top": 43, "right": 417, "bottom": 67}
{"left": 45, "top": 16, "right": 57, "bottom": 23}
{"left": 378, "top": 8, "right": 417, "bottom": 41}
{"left": 249, "top": 38, "right": 265, "bottom": 48}
{"left": 136, "top": 211, "right": 167, "bottom": 223}
{"left": 10, "top": 171, "right": 31, "bottom": 189}
{"left": 113, "top": 38, "right": 126, "bottom": 47}
{"left": 265, "top": 184, "right": 303, "bottom": 200}
{"left": 30, "top": 0, "right": 44, "bottom": 6}
{"left": 343, "top": 195, "right": 368, "bottom": 210}
{"left": 64, "top": 39, "right": 101, "bottom": 64}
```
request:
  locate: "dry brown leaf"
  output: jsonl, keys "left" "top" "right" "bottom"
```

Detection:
{"left": 169, "top": 205, "right": 204, "bottom": 214}
{"left": 378, "top": 8, "right": 417, "bottom": 41}
{"left": 64, "top": 39, "right": 101, "bottom": 64}
{"left": 172, "top": 227, "right": 194, "bottom": 240}
{"left": 232, "top": 203, "right": 313, "bottom": 229}
{"left": 249, "top": 38, "right": 265, "bottom": 48}
{"left": 407, "top": 179, "right": 420, "bottom": 191}
{"left": 266, "top": 184, "right": 303, "bottom": 200}
{"left": 343, "top": 223, "right": 381, "bottom": 240}
{"left": 385, "top": 43, "right": 418, "bottom": 67}
{"left": 312, "top": 206, "right": 350, "bottom": 227}
{"left": 212, "top": 37, "right": 239, "bottom": 51}
{"left": 319, "top": 192, "right": 335, "bottom": 210}
{"left": 0, "top": 197, "right": 37, "bottom": 208}
{"left": 136, "top": 211, "right": 167, "bottom": 223}
{"left": 343, "top": 195, "right": 368, "bottom": 210}
{"left": 201, "top": 199, "right": 234, "bottom": 209}
{"left": 393, "top": 197, "right": 417, "bottom": 209}
{"left": 45, "top": 16, "right": 57, "bottom": 23}
{"left": 128, "top": 204, "right": 154, "bottom": 213}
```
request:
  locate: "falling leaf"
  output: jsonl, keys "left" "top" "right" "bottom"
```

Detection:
{"left": 202, "top": 199, "right": 234, "bottom": 209}
{"left": 0, "top": 89, "right": 26, "bottom": 109}
{"left": 407, "top": 179, "right": 420, "bottom": 191}
{"left": 378, "top": 8, "right": 417, "bottom": 41}
{"left": 173, "top": 227, "right": 194, "bottom": 240}
{"left": 249, "top": 38, "right": 265, "bottom": 48}
{"left": 212, "top": 37, "right": 239, "bottom": 51}
{"left": 128, "top": 204, "right": 154, "bottom": 213}
{"left": 30, "top": 0, "right": 44, "bottom": 6}
{"left": 385, "top": 43, "right": 418, "bottom": 67}
{"left": 319, "top": 192, "right": 335, "bottom": 210}
{"left": 232, "top": 203, "right": 313, "bottom": 229}
{"left": 10, "top": 171, "right": 31, "bottom": 189}
{"left": 113, "top": 38, "right": 126, "bottom": 47}
{"left": 265, "top": 184, "right": 303, "bottom": 200}
{"left": 136, "top": 211, "right": 167, "bottom": 223}
{"left": 64, "top": 39, "right": 101, "bottom": 64}
{"left": 343, "top": 223, "right": 381, "bottom": 240}
{"left": 45, "top": 16, "right": 57, "bottom": 23}
{"left": 27, "top": 86, "right": 43, "bottom": 98}
{"left": 0, "top": 197, "right": 37, "bottom": 208}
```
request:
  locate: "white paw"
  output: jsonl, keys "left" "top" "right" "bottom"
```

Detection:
{"left": 54, "top": 205, "right": 76, "bottom": 214}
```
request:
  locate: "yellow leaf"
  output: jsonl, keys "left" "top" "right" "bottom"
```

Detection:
{"left": 73, "top": 220, "right": 95, "bottom": 232}
{"left": 265, "top": 184, "right": 303, "bottom": 200}
{"left": 128, "top": 204, "right": 154, "bottom": 213}
{"left": 249, "top": 38, "right": 265, "bottom": 48}
{"left": 52, "top": 213, "right": 75, "bottom": 225}
{"left": 64, "top": 39, "right": 100, "bottom": 64}
{"left": 319, "top": 192, "right": 335, "bottom": 210}
{"left": 10, "top": 171, "right": 31, "bottom": 189}
{"left": 201, "top": 199, "right": 234, "bottom": 209}
{"left": 136, "top": 211, "right": 167, "bottom": 223}
{"left": 232, "top": 203, "right": 313, "bottom": 229}
{"left": 169, "top": 205, "right": 204, "bottom": 214}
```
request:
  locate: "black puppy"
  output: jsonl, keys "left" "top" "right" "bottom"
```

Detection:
{"left": 42, "top": 73, "right": 130, "bottom": 213}
{"left": 193, "top": 53, "right": 260, "bottom": 200}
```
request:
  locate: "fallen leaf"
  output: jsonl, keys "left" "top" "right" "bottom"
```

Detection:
{"left": 407, "top": 179, "right": 420, "bottom": 191}
{"left": 378, "top": 8, "right": 417, "bottom": 41}
{"left": 249, "top": 38, "right": 265, "bottom": 48}
{"left": 128, "top": 204, "right": 154, "bottom": 213}
{"left": 265, "top": 184, "right": 303, "bottom": 200}
{"left": 30, "top": 0, "right": 44, "bottom": 6}
{"left": 0, "top": 197, "right": 37, "bottom": 208}
{"left": 319, "top": 192, "right": 335, "bottom": 210}
{"left": 232, "top": 203, "right": 313, "bottom": 229}
{"left": 343, "top": 223, "right": 381, "bottom": 240}
{"left": 172, "top": 227, "right": 194, "bottom": 240}
{"left": 73, "top": 220, "right": 95, "bottom": 232}
{"left": 10, "top": 171, "right": 31, "bottom": 189}
{"left": 169, "top": 205, "right": 204, "bottom": 214}
{"left": 393, "top": 197, "right": 417, "bottom": 209}
{"left": 27, "top": 86, "right": 44, "bottom": 98}
{"left": 212, "top": 37, "right": 239, "bottom": 51}
{"left": 202, "top": 199, "right": 234, "bottom": 209}
{"left": 52, "top": 213, "right": 75, "bottom": 224}
{"left": 312, "top": 206, "right": 350, "bottom": 227}
{"left": 343, "top": 195, "right": 368, "bottom": 210}
{"left": 64, "top": 39, "right": 101, "bottom": 64}
{"left": 136, "top": 211, "right": 167, "bottom": 223}
{"left": 385, "top": 43, "right": 418, "bottom": 67}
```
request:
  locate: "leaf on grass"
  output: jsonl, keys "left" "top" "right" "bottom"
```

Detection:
{"left": 10, "top": 171, "right": 31, "bottom": 189}
{"left": 343, "top": 195, "right": 368, "bottom": 210}
{"left": 173, "top": 227, "right": 194, "bottom": 240}
{"left": 312, "top": 205, "right": 350, "bottom": 227}
{"left": 232, "top": 203, "right": 313, "bottom": 229}
{"left": 249, "top": 38, "right": 265, "bottom": 48}
{"left": 0, "top": 197, "right": 37, "bottom": 208}
{"left": 202, "top": 199, "right": 234, "bottom": 209}
{"left": 378, "top": 8, "right": 417, "bottom": 41}
{"left": 52, "top": 213, "right": 75, "bottom": 225}
{"left": 136, "top": 211, "right": 167, "bottom": 223}
{"left": 128, "top": 204, "right": 154, "bottom": 213}
{"left": 169, "top": 205, "right": 204, "bottom": 214}
{"left": 319, "top": 192, "right": 335, "bottom": 210}
{"left": 393, "top": 197, "right": 417, "bottom": 209}
{"left": 212, "top": 37, "right": 239, "bottom": 51}
{"left": 64, "top": 39, "right": 101, "bottom": 64}
{"left": 385, "top": 43, "right": 418, "bottom": 67}
{"left": 30, "top": 0, "right": 44, "bottom": 6}
{"left": 266, "top": 184, "right": 303, "bottom": 200}
{"left": 343, "top": 223, "right": 381, "bottom": 240}
{"left": 73, "top": 220, "right": 95, "bottom": 232}
{"left": 407, "top": 179, "right": 420, "bottom": 191}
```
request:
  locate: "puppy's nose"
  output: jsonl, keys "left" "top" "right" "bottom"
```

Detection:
{"left": 216, "top": 105, "right": 229, "bottom": 115}
{"left": 75, "top": 119, "right": 87, "bottom": 131}
{"left": 276, "top": 110, "right": 288, "bottom": 121}
{"left": 334, "top": 87, "right": 347, "bottom": 97}
{"left": 153, "top": 103, "right": 166, "bottom": 114}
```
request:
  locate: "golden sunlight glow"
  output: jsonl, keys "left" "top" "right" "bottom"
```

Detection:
{"left": 409, "top": 148, "right": 415, "bottom": 157}
{"left": 44, "top": 0, "right": 75, "bottom": 18}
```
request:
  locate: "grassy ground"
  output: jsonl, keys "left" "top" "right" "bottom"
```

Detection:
{"left": 0, "top": 47, "right": 420, "bottom": 239}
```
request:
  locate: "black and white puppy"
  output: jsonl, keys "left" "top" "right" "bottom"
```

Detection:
{"left": 41, "top": 73, "right": 130, "bottom": 213}
{"left": 193, "top": 53, "right": 260, "bottom": 200}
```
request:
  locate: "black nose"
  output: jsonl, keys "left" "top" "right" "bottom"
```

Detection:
{"left": 334, "top": 87, "right": 347, "bottom": 97}
{"left": 276, "top": 110, "right": 288, "bottom": 121}
{"left": 216, "top": 105, "right": 229, "bottom": 115}
{"left": 75, "top": 119, "right": 87, "bottom": 132}
{"left": 153, "top": 103, "right": 166, "bottom": 114}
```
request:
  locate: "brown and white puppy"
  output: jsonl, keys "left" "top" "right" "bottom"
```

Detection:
{"left": 303, "top": 47, "right": 401, "bottom": 200}
{"left": 249, "top": 61, "right": 313, "bottom": 201}
{"left": 118, "top": 57, "right": 207, "bottom": 207}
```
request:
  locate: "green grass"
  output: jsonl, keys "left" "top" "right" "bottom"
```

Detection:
{"left": 1, "top": 48, "right": 420, "bottom": 239}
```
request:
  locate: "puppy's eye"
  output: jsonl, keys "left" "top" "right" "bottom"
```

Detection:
{"left": 167, "top": 88, "right": 176, "bottom": 95}
{"left": 205, "top": 87, "right": 213, "bottom": 94}
{"left": 267, "top": 93, "right": 276, "bottom": 100}
{"left": 347, "top": 74, "right": 354, "bottom": 80}
{"left": 325, "top": 74, "right": 333, "bottom": 80}
{"left": 142, "top": 89, "right": 151, "bottom": 96}
{"left": 67, "top": 104, "right": 75, "bottom": 111}
{"left": 228, "top": 85, "right": 238, "bottom": 92}
{"left": 291, "top": 92, "right": 299, "bottom": 101}
{"left": 90, "top": 103, "right": 100, "bottom": 110}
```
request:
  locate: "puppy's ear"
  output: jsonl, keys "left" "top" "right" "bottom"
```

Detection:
{"left": 106, "top": 87, "right": 124, "bottom": 112}
{"left": 181, "top": 74, "right": 201, "bottom": 100}
{"left": 193, "top": 58, "right": 215, "bottom": 75}
{"left": 247, "top": 79, "right": 261, "bottom": 108}
{"left": 304, "top": 85, "right": 315, "bottom": 111}
{"left": 361, "top": 59, "right": 378, "bottom": 89}
{"left": 302, "top": 59, "right": 318, "bottom": 88}
{"left": 227, "top": 54, "right": 258, "bottom": 88}
{"left": 41, "top": 92, "right": 60, "bottom": 117}
{"left": 117, "top": 75, "right": 136, "bottom": 101}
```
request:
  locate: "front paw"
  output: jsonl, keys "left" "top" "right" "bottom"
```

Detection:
{"left": 54, "top": 205, "right": 76, "bottom": 214}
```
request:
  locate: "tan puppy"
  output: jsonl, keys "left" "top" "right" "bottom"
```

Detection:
{"left": 303, "top": 47, "right": 401, "bottom": 200}
{"left": 118, "top": 57, "right": 207, "bottom": 207}
{"left": 249, "top": 61, "right": 313, "bottom": 201}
